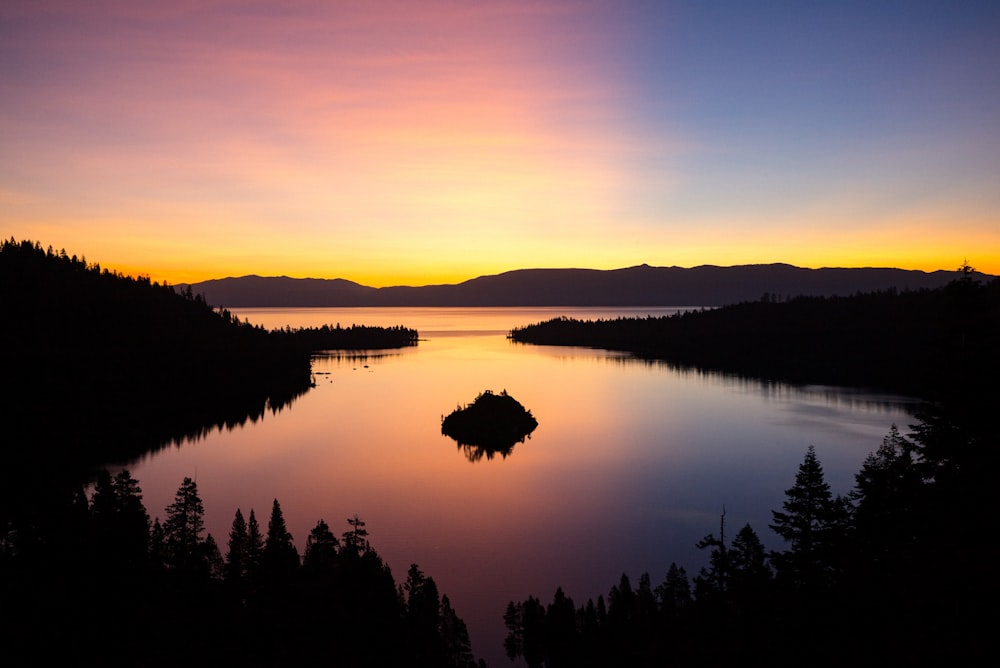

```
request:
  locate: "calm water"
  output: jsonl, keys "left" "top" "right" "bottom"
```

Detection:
{"left": 127, "top": 307, "right": 917, "bottom": 664}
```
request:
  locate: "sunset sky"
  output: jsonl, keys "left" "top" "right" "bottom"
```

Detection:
{"left": 2, "top": 1, "right": 998, "bottom": 285}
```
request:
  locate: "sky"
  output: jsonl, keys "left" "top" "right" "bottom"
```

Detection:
{"left": 2, "top": 0, "right": 999, "bottom": 286}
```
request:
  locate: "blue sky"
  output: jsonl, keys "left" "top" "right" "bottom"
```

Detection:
{"left": 2, "top": 1, "right": 998, "bottom": 284}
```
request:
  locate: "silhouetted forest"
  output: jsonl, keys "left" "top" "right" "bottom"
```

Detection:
{"left": 441, "top": 390, "right": 538, "bottom": 462}
{"left": 1, "top": 238, "right": 417, "bottom": 469}
{"left": 502, "top": 266, "right": 998, "bottom": 666}
{"left": 5, "top": 241, "right": 996, "bottom": 665}
{"left": 509, "top": 265, "right": 1000, "bottom": 401}
{"left": 0, "top": 471, "right": 482, "bottom": 667}
{"left": 502, "top": 402, "right": 997, "bottom": 666}
{"left": 1, "top": 238, "right": 421, "bottom": 620}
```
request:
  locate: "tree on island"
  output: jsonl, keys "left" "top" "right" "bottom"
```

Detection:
{"left": 441, "top": 389, "right": 538, "bottom": 461}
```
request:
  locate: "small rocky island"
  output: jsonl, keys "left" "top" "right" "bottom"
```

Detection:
{"left": 441, "top": 390, "right": 538, "bottom": 462}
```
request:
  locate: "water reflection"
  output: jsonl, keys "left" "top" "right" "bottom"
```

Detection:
{"left": 441, "top": 390, "right": 539, "bottom": 462}
{"left": 123, "top": 307, "right": 919, "bottom": 666}
{"left": 311, "top": 350, "right": 407, "bottom": 364}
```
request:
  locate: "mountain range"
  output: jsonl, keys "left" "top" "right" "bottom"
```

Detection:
{"left": 177, "top": 263, "right": 987, "bottom": 308}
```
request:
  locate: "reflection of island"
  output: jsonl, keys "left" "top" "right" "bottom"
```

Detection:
{"left": 441, "top": 390, "right": 538, "bottom": 462}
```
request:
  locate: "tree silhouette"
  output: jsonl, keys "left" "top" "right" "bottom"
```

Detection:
{"left": 225, "top": 507, "right": 248, "bottom": 583}
{"left": 303, "top": 519, "right": 339, "bottom": 574}
{"left": 728, "top": 523, "right": 771, "bottom": 599}
{"left": 440, "top": 594, "right": 477, "bottom": 668}
{"left": 769, "top": 446, "right": 849, "bottom": 590}
{"left": 654, "top": 563, "right": 692, "bottom": 617}
{"left": 342, "top": 514, "right": 370, "bottom": 557}
{"left": 245, "top": 508, "right": 264, "bottom": 582}
{"left": 262, "top": 499, "right": 299, "bottom": 579}
{"left": 162, "top": 477, "right": 207, "bottom": 574}
{"left": 90, "top": 469, "right": 150, "bottom": 571}
{"left": 694, "top": 508, "right": 730, "bottom": 599}
{"left": 404, "top": 563, "right": 444, "bottom": 665}
{"left": 503, "top": 596, "right": 547, "bottom": 668}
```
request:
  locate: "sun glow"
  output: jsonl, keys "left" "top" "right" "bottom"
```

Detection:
{"left": 2, "top": 1, "right": 998, "bottom": 282}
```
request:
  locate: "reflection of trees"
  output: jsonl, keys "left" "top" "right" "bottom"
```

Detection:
{"left": 442, "top": 390, "right": 538, "bottom": 462}
{"left": 503, "top": 399, "right": 998, "bottom": 666}
{"left": 509, "top": 270, "right": 1000, "bottom": 400}
{"left": 459, "top": 441, "right": 521, "bottom": 463}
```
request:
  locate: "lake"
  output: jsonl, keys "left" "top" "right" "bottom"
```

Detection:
{"left": 126, "top": 307, "right": 918, "bottom": 664}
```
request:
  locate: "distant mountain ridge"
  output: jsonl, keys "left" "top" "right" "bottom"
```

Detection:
{"left": 177, "top": 263, "right": 988, "bottom": 308}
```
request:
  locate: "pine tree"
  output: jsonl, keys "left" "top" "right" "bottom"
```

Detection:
{"left": 90, "top": 469, "right": 150, "bottom": 570}
{"left": 342, "top": 514, "right": 370, "bottom": 557}
{"left": 149, "top": 517, "right": 166, "bottom": 570}
{"left": 769, "top": 446, "right": 849, "bottom": 589}
{"left": 504, "top": 596, "right": 547, "bottom": 668}
{"left": 262, "top": 499, "right": 299, "bottom": 578}
{"left": 201, "top": 533, "right": 224, "bottom": 579}
{"left": 439, "top": 594, "right": 476, "bottom": 668}
{"left": 851, "top": 424, "right": 922, "bottom": 559}
{"left": 728, "top": 523, "right": 771, "bottom": 604}
{"left": 729, "top": 523, "right": 770, "bottom": 583}
{"left": 546, "top": 586, "right": 578, "bottom": 667}
{"left": 162, "top": 477, "right": 207, "bottom": 574}
{"left": 245, "top": 508, "right": 264, "bottom": 579}
{"left": 303, "top": 519, "right": 339, "bottom": 574}
{"left": 225, "top": 508, "right": 248, "bottom": 582}
{"left": 655, "top": 563, "right": 692, "bottom": 616}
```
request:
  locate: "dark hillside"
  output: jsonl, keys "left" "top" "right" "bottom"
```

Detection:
{"left": 510, "top": 272, "right": 1000, "bottom": 400}
{"left": 178, "top": 263, "right": 988, "bottom": 307}
{"left": 1, "top": 239, "right": 313, "bottom": 468}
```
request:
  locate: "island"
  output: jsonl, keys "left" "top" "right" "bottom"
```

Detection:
{"left": 441, "top": 390, "right": 538, "bottom": 461}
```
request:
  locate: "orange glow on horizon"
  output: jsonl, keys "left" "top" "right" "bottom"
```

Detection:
{"left": 2, "top": 2, "right": 997, "bottom": 286}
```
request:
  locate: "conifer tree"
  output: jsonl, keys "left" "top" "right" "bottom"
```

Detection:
{"left": 655, "top": 563, "right": 692, "bottom": 616}
{"left": 769, "top": 446, "right": 849, "bottom": 589}
{"left": 729, "top": 523, "right": 771, "bottom": 584}
{"left": 728, "top": 523, "right": 771, "bottom": 605}
{"left": 245, "top": 508, "right": 264, "bottom": 579}
{"left": 851, "top": 424, "right": 922, "bottom": 557}
{"left": 90, "top": 469, "right": 150, "bottom": 570}
{"left": 202, "top": 533, "right": 224, "bottom": 579}
{"left": 262, "top": 499, "right": 299, "bottom": 577}
{"left": 439, "top": 594, "right": 476, "bottom": 668}
{"left": 162, "top": 477, "right": 207, "bottom": 574}
{"left": 225, "top": 508, "right": 248, "bottom": 582}
{"left": 149, "top": 517, "right": 166, "bottom": 570}
{"left": 546, "top": 586, "right": 578, "bottom": 667}
{"left": 342, "top": 514, "right": 370, "bottom": 557}
{"left": 303, "top": 519, "right": 338, "bottom": 573}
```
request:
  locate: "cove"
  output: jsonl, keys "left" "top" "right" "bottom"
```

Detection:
{"left": 124, "top": 307, "right": 918, "bottom": 664}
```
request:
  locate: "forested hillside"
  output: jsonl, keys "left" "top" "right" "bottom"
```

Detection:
{"left": 1, "top": 238, "right": 416, "bottom": 467}
{"left": 510, "top": 267, "right": 1000, "bottom": 400}
{"left": 503, "top": 267, "right": 999, "bottom": 666}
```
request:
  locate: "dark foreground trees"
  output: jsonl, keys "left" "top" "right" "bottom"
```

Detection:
{"left": 0, "top": 473, "right": 481, "bottom": 667}
{"left": 503, "top": 408, "right": 997, "bottom": 667}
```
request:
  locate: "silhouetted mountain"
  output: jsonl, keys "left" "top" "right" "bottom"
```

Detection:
{"left": 189, "top": 275, "right": 379, "bottom": 306}
{"left": 510, "top": 270, "right": 1000, "bottom": 400}
{"left": 178, "top": 264, "right": 989, "bottom": 307}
